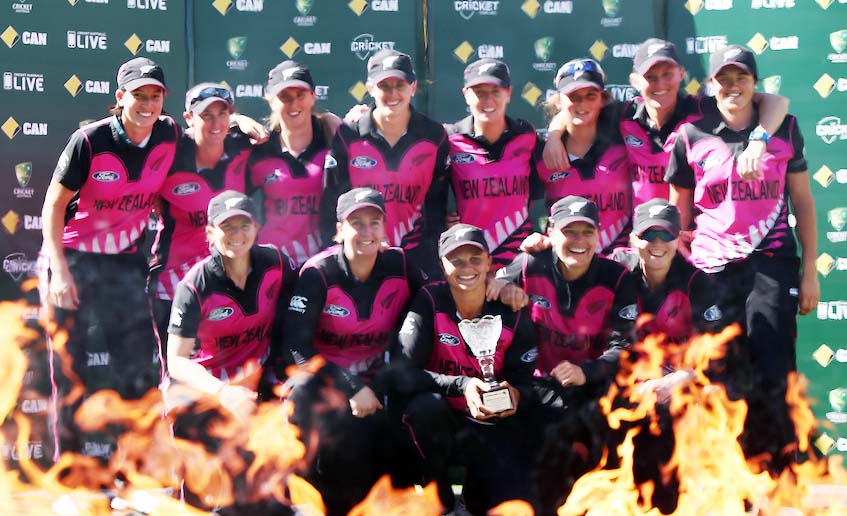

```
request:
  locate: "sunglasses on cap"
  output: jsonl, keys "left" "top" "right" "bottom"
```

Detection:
{"left": 639, "top": 228, "right": 676, "bottom": 242}
{"left": 556, "top": 59, "right": 607, "bottom": 83}
{"left": 189, "top": 86, "right": 234, "bottom": 107}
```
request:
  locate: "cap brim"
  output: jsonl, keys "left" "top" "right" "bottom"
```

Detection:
{"left": 711, "top": 61, "right": 754, "bottom": 78}
{"left": 635, "top": 56, "right": 679, "bottom": 75}
{"left": 558, "top": 80, "right": 603, "bottom": 95}
{"left": 211, "top": 209, "right": 255, "bottom": 226}
{"left": 439, "top": 240, "right": 487, "bottom": 258}
{"left": 189, "top": 97, "right": 234, "bottom": 115}
{"left": 266, "top": 80, "right": 314, "bottom": 97}
{"left": 122, "top": 78, "right": 169, "bottom": 93}
{"left": 634, "top": 220, "right": 680, "bottom": 237}
{"left": 338, "top": 202, "right": 386, "bottom": 221}
{"left": 552, "top": 215, "right": 599, "bottom": 229}
{"left": 368, "top": 70, "right": 415, "bottom": 85}
{"left": 464, "top": 76, "right": 510, "bottom": 88}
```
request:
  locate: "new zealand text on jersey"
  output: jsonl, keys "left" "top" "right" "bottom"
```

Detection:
{"left": 635, "top": 164, "right": 666, "bottom": 184}
{"left": 216, "top": 324, "right": 269, "bottom": 350}
{"left": 188, "top": 210, "right": 208, "bottom": 228}
{"left": 586, "top": 191, "right": 628, "bottom": 212}
{"left": 318, "top": 329, "right": 390, "bottom": 349}
{"left": 460, "top": 175, "right": 530, "bottom": 199}
{"left": 364, "top": 183, "right": 421, "bottom": 205}
{"left": 537, "top": 325, "right": 592, "bottom": 351}
{"left": 92, "top": 192, "right": 157, "bottom": 212}
{"left": 437, "top": 358, "right": 478, "bottom": 377}
{"left": 705, "top": 179, "right": 782, "bottom": 204}
{"left": 272, "top": 195, "right": 319, "bottom": 216}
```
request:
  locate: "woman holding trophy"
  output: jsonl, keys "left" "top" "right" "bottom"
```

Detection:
{"left": 394, "top": 223, "right": 537, "bottom": 515}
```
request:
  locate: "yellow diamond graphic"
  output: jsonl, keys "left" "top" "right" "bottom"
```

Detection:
{"left": 2, "top": 117, "right": 21, "bottom": 139}
{"left": 64, "top": 75, "right": 83, "bottom": 97}
{"left": 212, "top": 0, "right": 232, "bottom": 16}
{"left": 813, "top": 165, "right": 835, "bottom": 188}
{"left": 748, "top": 33, "right": 768, "bottom": 55}
{"left": 813, "top": 344, "right": 835, "bottom": 367}
{"left": 684, "top": 79, "right": 702, "bottom": 96}
{"left": 589, "top": 40, "right": 608, "bottom": 61}
{"left": 521, "top": 82, "right": 543, "bottom": 106}
{"left": 220, "top": 80, "right": 232, "bottom": 90}
{"left": 814, "top": 433, "right": 836, "bottom": 455}
{"left": 814, "top": 73, "right": 836, "bottom": 98}
{"left": 2, "top": 210, "right": 20, "bottom": 235}
{"left": 817, "top": 253, "right": 836, "bottom": 277}
{"left": 2, "top": 26, "right": 20, "bottom": 48}
{"left": 816, "top": 0, "right": 834, "bottom": 9}
{"left": 453, "top": 41, "right": 475, "bottom": 64}
{"left": 685, "top": 0, "right": 703, "bottom": 15}
{"left": 280, "top": 37, "right": 301, "bottom": 58}
{"left": 348, "top": 0, "right": 368, "bottom": 16}
{"left": 521, "top": 0, "right": 541, "bottom": 18}
{"left": 78, "top": 119, "right": 95, "bottom": 128}
{"left": 67, "top": 0, "right": 80, "bottom": 5}
{"left": 349, "top": 81, "right": 368, "bottom": 102}
{"left": 124, "top": 34, "right": 143, "bottom": 55}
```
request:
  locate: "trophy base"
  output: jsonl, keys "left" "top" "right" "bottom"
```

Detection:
{"left": 482, "top": 387, "right": 513, "bottom": 413}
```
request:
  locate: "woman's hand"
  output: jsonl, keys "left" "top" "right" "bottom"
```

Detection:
{"left": 445, "top": 211, "right": 461, "bottom": 229}
{"left": 543, "top": 129, "right": 571, "bottom": 172}
{"left": 550, "top": 361, "right": 586, "bottom": 388}
{"left": 49, "top": 265, "right": 79, "bottom": 310}
{"left": 233, "top": 114, "right": 270, "bottom": 144}
{"left": 349, "top": 386, "right": 383, "bottom": 418}
{"left": 520, "top": 232, "right": 552, "bottom": 253}
{"left": 798, "top": 272, "right": 820, "bottom": 316}
{"left": 219, "top": 384, "right": 258, "bottom": 422}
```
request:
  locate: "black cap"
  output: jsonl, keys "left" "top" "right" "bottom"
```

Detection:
{"left": 117, "top": 57, "right": 168, "bottom": 92}
{"left": 336, "top": 188, "right": 386, "bottom": 221}
{"left": 548, "top": 196, "right": 600, "bottom": 229}
{"left": 555, "top": 58, "right": 606, "bottom": 94}
{"left": 709, "top": 45, "right": 758, "bottom": 80}
{"left": 207, "top": 190, "right": 258, "bottom": 226}
{"left": 633, "top": 199, "right": 681, "bottom": 237}
{"left": 266, "top": 60, "right": 315, "bottom": 97}
{"left": 463, "top": 58, "right": 511, "bottom": 88}
{"left": 185, "top": 82, "right": 234, "bottom": 115}
{"left": 438, "top": 224, "right": 489, "bottom": 258}
{"left": 633, "top": 38, "right": 680, "bottom": 75}
{"left": 367, "top": 49, "right": 416, "bottom": 85}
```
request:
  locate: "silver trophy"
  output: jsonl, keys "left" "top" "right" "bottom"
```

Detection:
{"left": 458, "top": 315, "right": 513, "bottom": 413}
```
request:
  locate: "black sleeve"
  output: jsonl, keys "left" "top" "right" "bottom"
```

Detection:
{"left": 689, "top": 270, "right": 724, "bottom": 336}
{"left": 54, "top": 129, "right": 92, "bottom": 192}
{"left": 168, "top": 280, "right": 202, "bottom": 339}
{"left": 394, "top": 289, "right": 471, "bottom": 397}
{"left": 502, "top": 308, "right": 537, "bottom": 404}
{"left": 420, "top": 131, "right": 451, "bottom": 237}
{"left": 319, "top": 130, "right": 352, "bottom": 245}
{"left": 268, "top": 249, "right": 300, "bottom": 373}
{"left": 664, "top": 127, "right": 696, "bottom": 189}
{"left": 581, "top": 271, "right": 639, "bottom": 385}
{"left": 528, "top": 132, "right": 546, "bottom": 201}
{"left": 494, "top": 253, "right": 527, "bottom": 287}
{"left": 786, "top": 116, "right": 807, "bottom": 173}
{"left": 283, "top": 266, "right": 327, "bottom": 365}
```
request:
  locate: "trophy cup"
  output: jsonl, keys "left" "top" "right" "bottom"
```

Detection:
{"left": 458, "top": 315, "right": 513, "bottom": 413}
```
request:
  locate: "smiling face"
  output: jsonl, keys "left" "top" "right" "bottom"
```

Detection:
{"left": 337, "top": 206, "right": 385, "bottom": 260}
{"left": 560, "top": 86, "right": 604, "bottom": 128}
{"left": 630, "top": 61, "right": 684, "bottom": 112}
{"left": 463, "top": 83, "right": 511, "bottom": 125}
{"left": 441, "top": 245, "right": 491, "bottom": 294}
{"left": 117, "top": 84, "right": 165, "bottom": 133}
{"left": 549, "top": 221, "right": 598, "bottom": 277}
{"left": 368, "top": 77, "right": 416, "bottom": 115}
{"left": 186, "top": 101, "right": 232, "bottom": 147}
{"left": 633, "top": 226, "right": 678, "bottom": 272}
{"left": 207, "top": 214, "right": 258, "bottom": 260}
{"left": 269, "top": 86, "right": 316, "bottom": 131}
{"left": 711, "top": 65, "right": 756, "bottom": 115}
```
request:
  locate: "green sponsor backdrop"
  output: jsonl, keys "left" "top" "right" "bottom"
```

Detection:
{"left": 0, "top": 0, "right": 845, "bottom": 461}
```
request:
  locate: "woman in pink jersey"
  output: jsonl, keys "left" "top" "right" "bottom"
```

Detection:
{"left": 40, "top": 57, "right": 179, "bottom": 457}
{"left": 248, "top": 60, "right": 341, "bottom": 267}
{"left": 149, "top": 83, "right": 254, "bottom": 360}
{"left": 666, "top": 45, "right": 818, "bottom": 472}
{"left": 167, "top": 191, "right": 294, "bottom": 422}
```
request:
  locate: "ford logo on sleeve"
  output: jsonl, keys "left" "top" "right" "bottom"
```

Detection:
{"left": 624, "top": 135, "right": 644, "bottom": 147}
{"left": 173, "top": 182, "right": 201, "bottom": 196}
{"left": 323, "top": 304, "right": 351, "bottom": 317}
{"left": 438, "top": 333, "right": 461, "bottom": 346}
{"left": 521, "top": 348, "right": 538, "bottom": 363}
{"left": 529, "top": 294, "right": 551, "bottom": 309}
{"left": 208, "top": 307, "right": 235, "bottom": 321}
{"left": 351, "top": 156, "right": 378, "bottom": 169}
{"left": 450, "top": 153, "right": 476, "bottom": 164}
{"left": 548, "top": 171, "right": 570, "bottom": 182}
{"left": 618, "top": 304, "right": 638, "bottom": 320}
{"left": 92, "top": 171, "right": 120, "bottom": 182}
{"left": 703, "top": 304, "right": 723, "bottom": 322}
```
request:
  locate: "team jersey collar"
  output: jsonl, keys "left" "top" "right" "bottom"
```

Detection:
{"left": 334, "top": 246, "right": 389, "bottom": 286}
{"left": 359, "top": 104, "right": 423, "bottom": 141}
{"left": 272, "top": 115, "right": 326, "bottom": 159}
{"left": 454, "top": 114, "right": 519, "bottom": 145}
{"left": 111, "top": 115, "right": 152, "bottom": 148}
{"left": 208, "top": 245, "right": 257, "bottom": 290}
{"left": 631, "top": 93, "right": 690, "bottom": 131}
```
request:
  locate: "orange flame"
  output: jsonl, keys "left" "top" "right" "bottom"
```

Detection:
{"left": 347, "top": 475, "right": 441, "bottom": 516}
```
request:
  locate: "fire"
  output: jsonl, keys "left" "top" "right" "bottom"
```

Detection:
{"left": 559, "top": 323, "right": 847, "bottom": 516}
{"left": 347, "top": 475, "right": 441, "bottom": 516}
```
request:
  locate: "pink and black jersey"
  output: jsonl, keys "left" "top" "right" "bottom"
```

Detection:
{"left": 54, "top": 115, "right": 179, "bottom": 254}
{"left": 446, "top": 116, "right": 545, "bottom": 269}
{"left": 395, "top": 281, "right": 536, "bottom": 412}
{"left": 284, "top": 246, "right": 412, "bottom": 397}
{"left": 320, "top": 106, "right": 450, "bottom": 249}
{"left": 151, "top": 132, "right": 252, "bottom": 300}
{"left": 619, "top": 95, "right": 702, "bottom": 206}
{"left": 248, "top": 117, "right": 330, "bottom": 267}
{"left": 496, "top": 250, "right": 637, "bottom": 385}
{"left": 665, "top": 98, "right": 806, "bottom": 271}
{"left": 536, "top": 106, "right": 633, "bottom": 255}
{"left": 168, "top": 244, "right": 296, "bottom": 381}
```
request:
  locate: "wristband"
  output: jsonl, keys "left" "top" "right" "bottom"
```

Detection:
{"left": 748, "top": 129, "right": 770, "bottom": 143}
